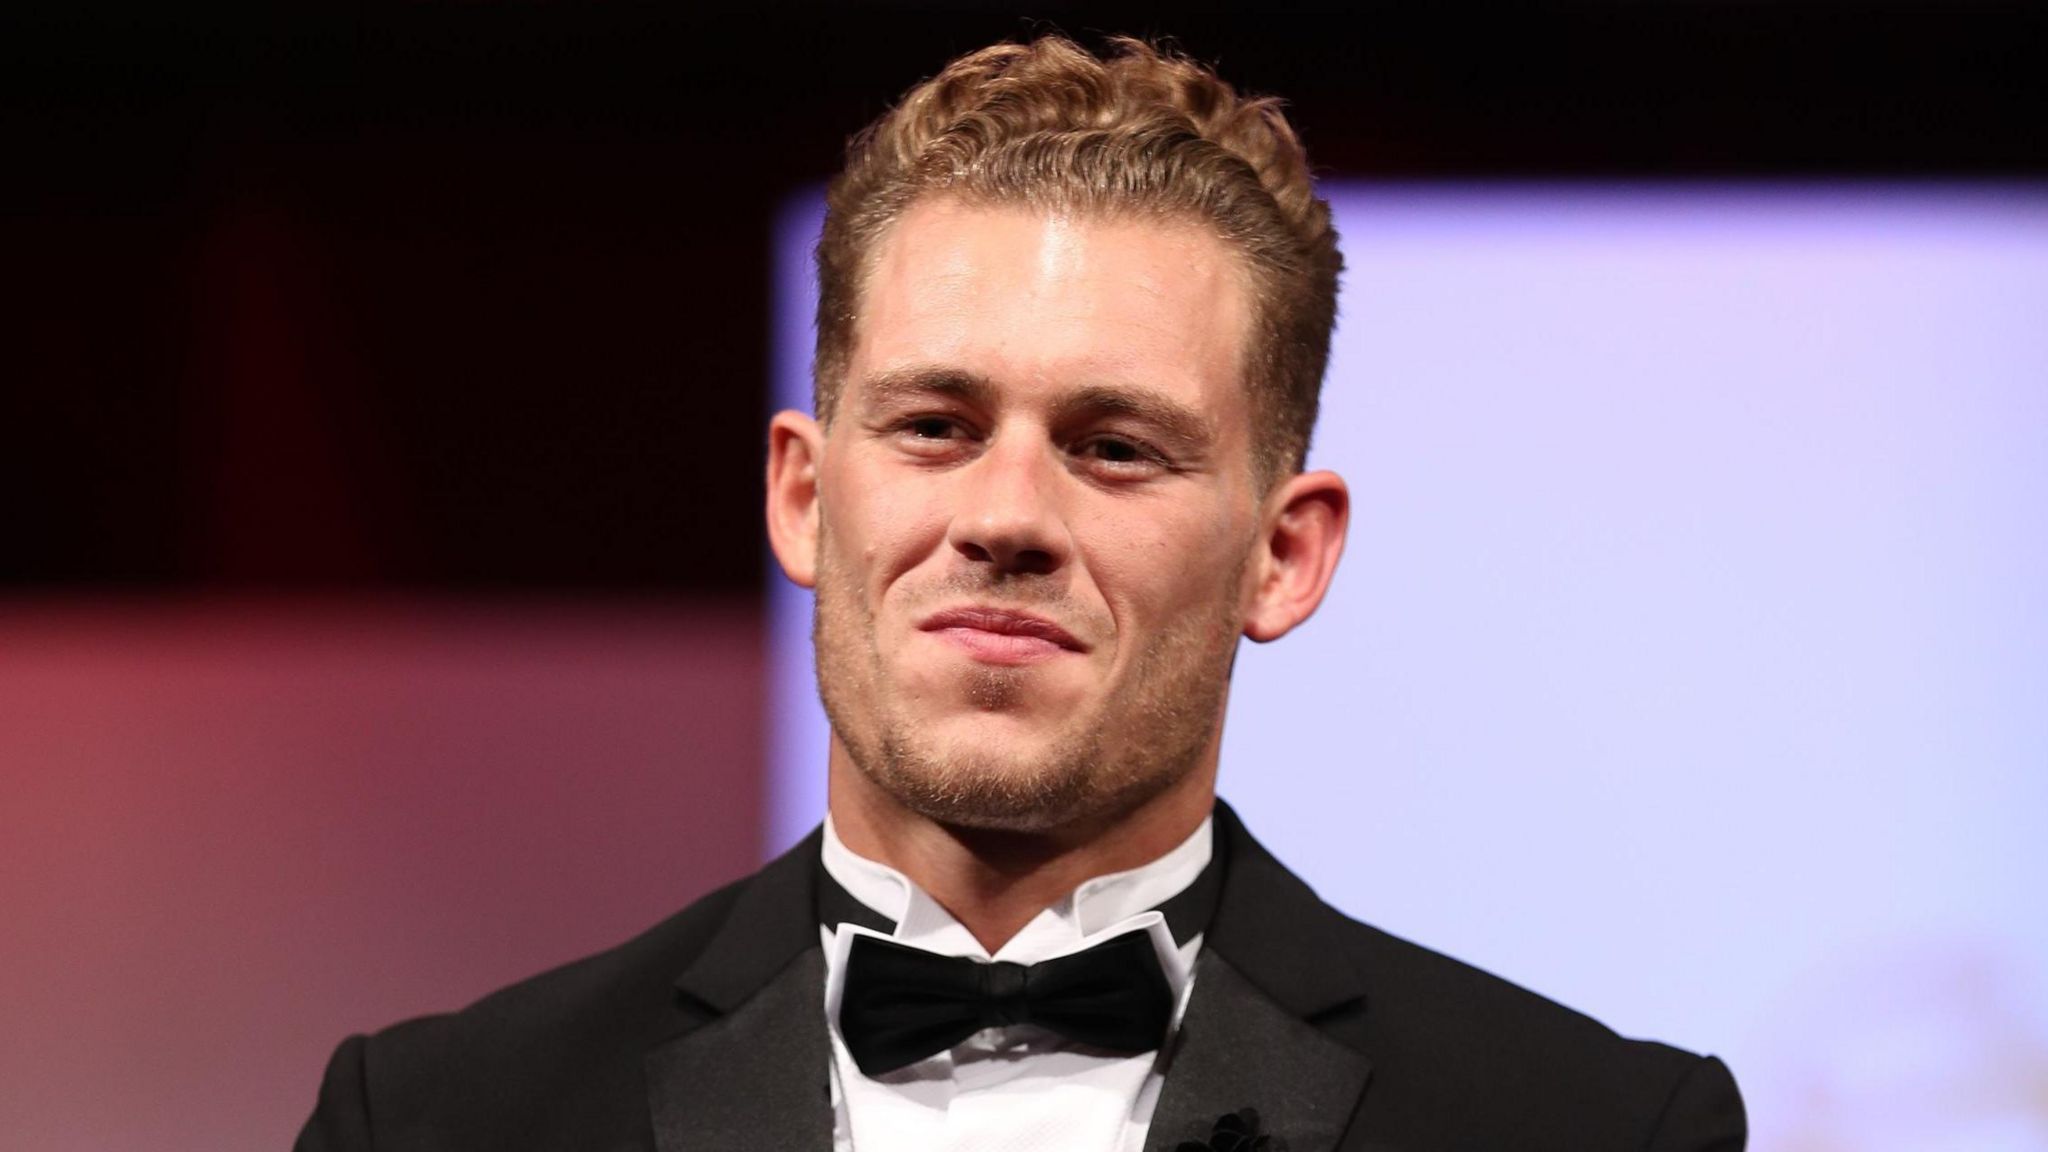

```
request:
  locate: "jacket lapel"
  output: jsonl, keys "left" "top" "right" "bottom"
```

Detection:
{"left": 645, "top": 832, "right": 835, "bottom": 1152}
{"left": 1143, "top": 804, "right": 1378, "bottom": 1152}
{"left": 1143, "top": 950, "right": 1370, "bottom": 1152}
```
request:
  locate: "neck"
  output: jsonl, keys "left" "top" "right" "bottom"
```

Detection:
{"left": 826, "top": 741, "right": 1217, "bottom": 952}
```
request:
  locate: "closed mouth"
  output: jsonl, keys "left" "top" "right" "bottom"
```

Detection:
{"left": 917, "top": 606, "right": 1086, "bottom": 653}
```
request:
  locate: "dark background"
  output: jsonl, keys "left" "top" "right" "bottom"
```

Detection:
{"left": 7, "top": 2, "right": 2044, "bottom": 594}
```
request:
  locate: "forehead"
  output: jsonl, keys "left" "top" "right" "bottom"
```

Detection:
{"left": 847, "top": 199, "right": 1255, "bottom": 417}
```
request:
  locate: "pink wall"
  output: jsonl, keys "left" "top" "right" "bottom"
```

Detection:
{"left": 0, "top": 599, "right": 764, "bottom": 1152}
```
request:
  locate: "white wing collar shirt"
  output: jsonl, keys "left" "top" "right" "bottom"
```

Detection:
{"left": 819, "top": 813, "right": 1214, "bottom": 1152}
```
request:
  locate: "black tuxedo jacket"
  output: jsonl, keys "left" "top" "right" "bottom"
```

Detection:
{"left": 297, "top": 804, "right": 1745, "bottom": 1151}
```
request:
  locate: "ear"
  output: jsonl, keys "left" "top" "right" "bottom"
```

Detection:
{"left": 765, "top": 410, "right": 825, "bottom": 588}
{"left": 1242, "top": 469, "right": 1350, "bottom": 643}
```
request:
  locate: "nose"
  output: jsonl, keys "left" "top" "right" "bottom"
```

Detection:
{"left": 945, "top": 436, "right": 1071, "bottom": 576}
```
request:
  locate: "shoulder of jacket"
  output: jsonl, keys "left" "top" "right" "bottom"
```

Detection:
{"left": 355, "top": 869, "right": 754, "bottom": 1087}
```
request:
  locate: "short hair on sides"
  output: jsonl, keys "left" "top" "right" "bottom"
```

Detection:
{"left": 812, "top": 33, "right": 1342, "bottom": 485}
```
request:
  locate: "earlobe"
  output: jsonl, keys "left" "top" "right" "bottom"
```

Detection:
{"left": 765, "top": 411, "right": 825, "bottom": 588}
{"left": 1243, "top": 470, "right": 1350, "bottom": 643}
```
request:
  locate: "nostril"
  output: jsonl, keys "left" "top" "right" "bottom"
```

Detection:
{"left": 1007, "top": 548, "right": 1058, "bottom": 576}
{"left": 951, "top": 534, "right": 1060, "bottom": 575}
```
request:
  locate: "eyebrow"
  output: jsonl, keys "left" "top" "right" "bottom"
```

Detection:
{"left": 1051, "top": 384, "right": 1215, "bottom": 450}
{"left": 853, "top": 366, "right": 997, "bottom": 411}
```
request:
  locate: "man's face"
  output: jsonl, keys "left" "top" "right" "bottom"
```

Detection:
{"left": 806, "top": 198, "right": 1267, "bottom": 833}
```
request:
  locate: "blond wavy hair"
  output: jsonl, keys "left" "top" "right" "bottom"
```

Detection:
{"left": 813, "top": 34, "right": 1341, "bottom": 483}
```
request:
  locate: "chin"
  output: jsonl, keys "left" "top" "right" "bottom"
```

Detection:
{"left": 856, "top": 718, "right": 1193, "bottom": 837}
{"left": 871, "top": 734, "right": 1090, "bottom": 830}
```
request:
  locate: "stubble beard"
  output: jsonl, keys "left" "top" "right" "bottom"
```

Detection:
{"left": 811, "top": 530, "right": 1244, "bottom": 835}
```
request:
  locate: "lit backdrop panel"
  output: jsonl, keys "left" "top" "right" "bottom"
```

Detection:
{"left": 770, "top": 184, "right": 2048, "bottom": 1150}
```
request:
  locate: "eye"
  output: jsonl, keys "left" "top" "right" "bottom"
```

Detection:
{"left": 1086, "top": 438, "right": 1142, "bottom": 463}
{"left": 1075, "top": 434, "right": 1169, "bottom": 478}
{"left": 887, "top": 413, "right": 978, "bottom": 461}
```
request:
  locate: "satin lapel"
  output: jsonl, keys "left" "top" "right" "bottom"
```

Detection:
{"left": 1143, "top": 950, "right": 1371, "bottom": 1152}
{"left": 645, "top": 829, "right": 834, "bottom": 1152}
{"left": 646, "top": 948, "right": 834, "bottom": 1152}
{"left": 1143, "top": 803, "right": 1384, "bottom": 1152}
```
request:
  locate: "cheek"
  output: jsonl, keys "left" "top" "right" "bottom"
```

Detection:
{"left": 1085, "top": 503, "right": 1252, "bottom": 620}
{"left": 822, "top": 461, "right": 949, "bottom": 593}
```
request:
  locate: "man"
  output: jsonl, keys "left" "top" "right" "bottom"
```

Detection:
{"left": 299, "top": 35, "right": 1745, "bottom": 1152}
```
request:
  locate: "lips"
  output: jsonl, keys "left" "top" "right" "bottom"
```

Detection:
{"left": 918, "top": 606, "right": 1085, "bottom": 665}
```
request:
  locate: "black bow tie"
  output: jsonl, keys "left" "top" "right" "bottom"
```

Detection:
{"left": 837, "top": 928, "right": 1176, "bottom": 1077}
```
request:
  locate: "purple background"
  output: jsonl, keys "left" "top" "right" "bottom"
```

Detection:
{"left": 770, "top": 183, "right": 2048, "bottom": 1150}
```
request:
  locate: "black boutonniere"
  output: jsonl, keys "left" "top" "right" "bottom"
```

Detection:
{"left": 1176, "top": 1107, "right": 1285, "bottom": 1152}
